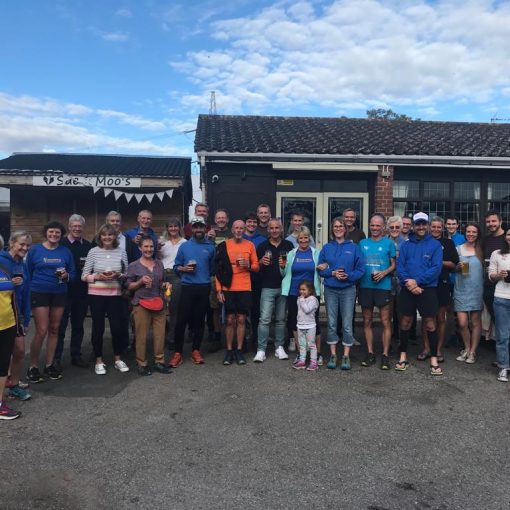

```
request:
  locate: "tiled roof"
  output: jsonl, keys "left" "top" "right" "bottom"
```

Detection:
{"left": 0, "top": 153, "right": 191, "bottom": 178}
{"left": 195, "top": 114, "right": 510, "bottom": 158}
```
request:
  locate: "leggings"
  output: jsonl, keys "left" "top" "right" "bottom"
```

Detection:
{"left": 89, "top": 295, "right": 125, "bottom": 358}
{"left": 297, "top": 327, "right": 317, "bottom": 362}
{"left": 0, "top": 326, "right": 17, "bottom": 376}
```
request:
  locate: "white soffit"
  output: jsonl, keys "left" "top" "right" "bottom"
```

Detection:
{"left": 272, "top": 162, "right": 379, "bottom": 172}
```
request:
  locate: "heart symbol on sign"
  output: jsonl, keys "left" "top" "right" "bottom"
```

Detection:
{"left": 43, "top": 176, "right": 55, "bottom": 185}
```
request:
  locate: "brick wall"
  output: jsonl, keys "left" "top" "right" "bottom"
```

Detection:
{"left": 374, "top": 165, "right": 394, "bottom": 218}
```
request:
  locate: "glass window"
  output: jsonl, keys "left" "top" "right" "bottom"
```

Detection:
{"left": 422, "top": 201, "right": 450, "bottom": 219}
{"left": 454, "top": 182, "right": 480, "bottom": 201}
{"left": 424, "top": 182, "right": 450, "bottom": 199}
{"left": 281, "top": 197, "right": 317, "bottom": 240}
{"left": 393, "top": 180, "right": 419, "bottom": 199}
{"left": 488, "top": 182, "right": 510, "bottom": 228}
{"left": 394, "top": 201, "right": 421, "bottom": 219}
{"left": 454, "top": 202, "right": 480, "bottom": 228}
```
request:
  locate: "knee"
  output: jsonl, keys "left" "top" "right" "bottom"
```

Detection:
{"left": 363, "top": 317, "right": 372, "bottom": 328}
{"left": 13, "top": 341, "right": 24, "bottom": 361}
{"left": 226, "top": 315, "right": 235, "bottom": 327}
{"left": 424, "top": 320, "right": 436, "bottom": 332}
{"left": 237, "top": 314, "right": 246, "bottom": 326}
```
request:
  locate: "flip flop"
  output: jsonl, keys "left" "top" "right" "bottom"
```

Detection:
{"left": 430, "top": 365, "right": 443, "bottom": 376}
{"left": 417, "top": 352, "right": 431, "bottom": 361}
{"left": 437, "top": 354, "right": 445, "bottom": 363}
{"left": 395, "top": 360, "right": 409, "bottom": 372}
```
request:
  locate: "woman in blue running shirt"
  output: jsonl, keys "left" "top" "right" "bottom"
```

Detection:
{"left": 26, "top": 221, "right": 75, "bottom": 383}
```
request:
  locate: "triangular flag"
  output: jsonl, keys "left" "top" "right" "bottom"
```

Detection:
{"left": 92, "top": 187, "right": 100, "bottom": 194}
{"left": 114, "top": 190, "right": 123, "bottom": 201}
{"left": 165, "top": 189, "right": 174, "bottom": 198}
{"left": 124, "top": 193, "right": 133, "bottom": 203}
{"left": 135, "top": 194, "right": 144, "bottom": 203}
{"left": 103, "top": 188, "right": 113, "bottom": 197}
{"left": 156, "top": 191, "right": 165, "bottom": 201}
{"left": 145, "top": 193, "right": 155, "bottom": 203}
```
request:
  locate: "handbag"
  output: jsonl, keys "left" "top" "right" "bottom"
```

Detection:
{"left": 139, "top": 296, "right": 164, "bottom": 311}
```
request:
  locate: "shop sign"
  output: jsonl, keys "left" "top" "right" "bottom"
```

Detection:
{"left": 33, "top": 175, "right": 141, "bottom": 188}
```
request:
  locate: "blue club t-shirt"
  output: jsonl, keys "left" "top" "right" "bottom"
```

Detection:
{"left": 359, "top": 237, "right": 396, "bottom": 291}
{"left": 290, "top": 248, "right": 315, "bottom": 296}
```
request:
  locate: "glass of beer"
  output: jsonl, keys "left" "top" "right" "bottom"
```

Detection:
{"left": 188, "top": 259, "right": 197, "bottom": 271}
{"left": 281, "top": 251, "right": 288, "bottom": 263}
{"left": 55, "top": 267, "right": 66, "bottom": 284}
{"left": 461, "top": 261, "right": 470, "bottom": 275}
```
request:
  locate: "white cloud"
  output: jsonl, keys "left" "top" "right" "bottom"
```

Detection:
{"left": 100, "top": 31, "right": 129, "bottom": 42}
{"left": 173, "top": 0, "right": 510, "bottom": 115}
{"left": 115, "top": 8, "right": 132, "bottom": 18}
{"left": 0, "top": 92, "right": 188, "bottom": 157}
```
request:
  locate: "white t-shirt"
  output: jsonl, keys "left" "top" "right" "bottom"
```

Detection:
{"left": 159, "top": 238, "right": 187, "bottom": 269}
{"left": 489, "top": 250, "right": 510, "bottom": 300}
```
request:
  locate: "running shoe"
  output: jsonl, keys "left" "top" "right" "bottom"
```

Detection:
{"left": 8, "top": 385, "right": 31, "bottom": 401}
{"left": 44, "top": 364, "right": 63, "bottom": 380}
{"left": 0, "top": 402, "right": 21, "bottom": 420}
{"left": 26, "top": 367, "right": 44, "bottom": 384}
{"left": 223, "top": 350, "right": 234, "bottom": 365}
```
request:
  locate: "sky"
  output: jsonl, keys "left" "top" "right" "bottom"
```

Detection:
{"left": 1, "top": 0, "right": 510, "bottom": 164}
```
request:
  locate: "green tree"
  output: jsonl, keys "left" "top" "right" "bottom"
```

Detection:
{"left": 366, "top": 108, "right": 419, "bottom": 121}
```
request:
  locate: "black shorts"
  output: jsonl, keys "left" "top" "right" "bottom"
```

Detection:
{"left": 436, "top": 281, "right": 453, "bottom": 308}
{"left": 398, "top": 287, "right": 438, "bottom": 319}
{"left": 224, "top": 291, "right": 251, "bottom": 315}
{"left": 30, "top": 291, "right": 67, "bottom": 308}
{"left": 358, "top": 288, "right": 392, "bottom": 309}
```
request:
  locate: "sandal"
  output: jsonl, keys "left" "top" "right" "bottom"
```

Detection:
{"left": 395, "top": 360, "right": 409, "bottom": 371}
{"left": 430, "top": 365, "right": 443, "bottom": 376}
{"left": 417, "top": 351, "right": 431, "bottom": 361}
{"left": 437, "top": 354, "right": 445, "bottom": 363}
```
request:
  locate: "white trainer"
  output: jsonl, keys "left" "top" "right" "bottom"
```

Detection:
{"left": 498, "top": 369, "right": 508, "bottom": 382}
{"left": 253, "top": 350, "right": 266, "bottom": 363}
{"left": 288, "top": 340, "right": 296, "bottom": 352}
{"left": 275, "top": 346, "right": 289, "bottom": 360}
{"left": 114, "top": 360, "right": 129, "bottom": 373}
{"left": 95, "top": 363, "right": 106, "bottom": 375}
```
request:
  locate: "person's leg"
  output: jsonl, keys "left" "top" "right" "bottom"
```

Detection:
{"left": 274, "top": 292, "right": 287, "bottom": 349}
{"left": 362, "top": 307, "right": 375, "bottom": 354}
{"left": 151, "top": 309, "right": 167, "bottom": 364}
{"left": 398, "top": 315, "right": 414, "bottom": 365}
{"left": 250, "top": 285, "right": 261, "bottom": 347}
{"left": 29, "top": 306, "right": 49, "bottom": 367}
{"left": 494, "top": 298, "right": 510, "bottom": 369}
{"left": 107, "top": 297, "right": 129, "bottom": 360}
{"left": 167, "top": 273, "right": 182, "bottom": 344}
{"left": 132, "top": 305, "right": 150, "bottom": 367}
{"left": 235, "top": 313, "right": 247, "bottom": 351}
{"left": 191, "top": 286, "right": 211, "bottom": 352}
{"left": 436, "top": 306, "right": 447, "bottom": 358}
{"left": 8, "top": 335, "right": 25, "bottom": 386}
{"left": 173, "top": 286, "right": 193, "bottom": 353}
{"left": 0, "top": 327, "right": 17, "bottom": 411}
{"left": 257, "top": 288, "right": 275, "bottom": 352}
{"left": 55, "top": 301, "right": 71, "bottom": 362}
{"left": 324, "top": 287, "right": 340, "bottom": 358}
{"left": 46, "top": 305, "right": 65, "bottom": 366}
{"left": 297, "top": 328, "right": 307, "bottom": 361}
{"left": 89, "top": 295, "right": 107, "bottom": 363}
{"left": 286, "top": 295, "right": 298, "bottom": 351}
{"left": 469, "top": 310, "right": 482, "bottom": 355}
{"left": 483, "top": 283, "right": 497, "bottom": 323}
{"left": 380, "top": 304, "right": 392, "bottom": 357}
{"left": 339, "top": 286, "right": 356, "bottom": 358}
{"left": 69, "top": 295, "right": 88, "bottom": 359}
{"left": 457, "top": 312, "right": 470, "bottom": 352}
{"left": 225, "top": 314, "right": 235, "bottom": 350}
{"left": 307, "top": 327, "right": 317, "bottom": 363}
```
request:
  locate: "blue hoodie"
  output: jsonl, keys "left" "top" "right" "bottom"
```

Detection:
{"left": 318, "top": 240, "right": 365, "bottom": 289}
{"left": 0, "top": 250, "right": 30, "bottom": 328}
{"left": 174, "top": 237, "right": 215, "bottom": 285}
{"left": 397, "top": 232, "right": 442, "bottom": 288}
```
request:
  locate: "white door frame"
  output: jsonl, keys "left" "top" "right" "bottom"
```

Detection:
{"left": 277, "top": 191, "right": 370, "bottom": 248}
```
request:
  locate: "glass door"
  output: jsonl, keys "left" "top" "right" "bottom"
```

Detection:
{"left": 277, "top": 193, "right": 322, "bottom": 247}
{"left": 323, "top": 193, "right": 369, "bottom": 241}
{"left": 277, "top": 192, "right": 369, "bottom": 247}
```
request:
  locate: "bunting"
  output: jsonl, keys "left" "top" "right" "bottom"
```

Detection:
{"left": 94, "top": 187, "right": 176, "bottom": 203}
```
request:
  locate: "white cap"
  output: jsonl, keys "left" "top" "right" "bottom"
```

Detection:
{"left": 412, "top": 212, "right": 429, "bottom": 224}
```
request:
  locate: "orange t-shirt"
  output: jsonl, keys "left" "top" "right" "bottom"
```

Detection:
{"left": 217, "top": 239, "right": 259, "bottom": 291}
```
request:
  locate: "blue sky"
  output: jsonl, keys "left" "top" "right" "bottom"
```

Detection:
{"left": 1, "top": 0, "right": 510, "bottom": 163}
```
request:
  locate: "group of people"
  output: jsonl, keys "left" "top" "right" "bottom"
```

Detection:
{"left": 1, "top": 202, "right": 509, "bottom": 421}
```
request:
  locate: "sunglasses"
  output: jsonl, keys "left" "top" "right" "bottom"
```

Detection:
{"left": 388, "top": 226, "right": 401, "bottom": 230}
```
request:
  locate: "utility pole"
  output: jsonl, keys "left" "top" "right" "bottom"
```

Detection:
{"left": 209, "top": 91, "right": 217, "bottom": 115}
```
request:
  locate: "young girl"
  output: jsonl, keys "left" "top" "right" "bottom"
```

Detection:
{"left": 294, "top": 281, "right": 319, "bottom": 371}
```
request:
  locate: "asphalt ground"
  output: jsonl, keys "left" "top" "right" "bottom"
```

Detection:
{"left": 1, "top": 319, "right": 509, "bottom": 510}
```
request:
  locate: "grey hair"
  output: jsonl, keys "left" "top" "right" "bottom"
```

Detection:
{"left": 105, "top": 210, "right": 121, "bottom": 221}
{"left": 387, "top": 216, "right": 403, "bottom": 228}
{"left": 9, "top": 230, "right": 32, "bottom": 247}
{"left": 68, "top": 214, "right": 85, "bottom": 225}
{"left": 430, "top": 216, "right": 444, "bottom": 226}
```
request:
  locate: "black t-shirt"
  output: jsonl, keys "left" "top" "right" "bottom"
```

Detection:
{"left": 60, "top": 237, "right": 92, "bottom": 296}
{"left": 438, "top": 237, "right": 459, "bottom": 282}
{"left": 256, "top": 239, "right": 294, "bottom": 289}
{"left": 482, "top": 234, "right": 506, "bottom": 262}
{"left": 345, "top": 228, "right": 366, "bottom": 244}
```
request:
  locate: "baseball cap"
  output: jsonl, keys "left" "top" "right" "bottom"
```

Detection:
{"left": 412, "top": 212, "right": 429, "bottom": 224}
{"left": 190, "top": 216, "right": 206, "bottom": 225}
